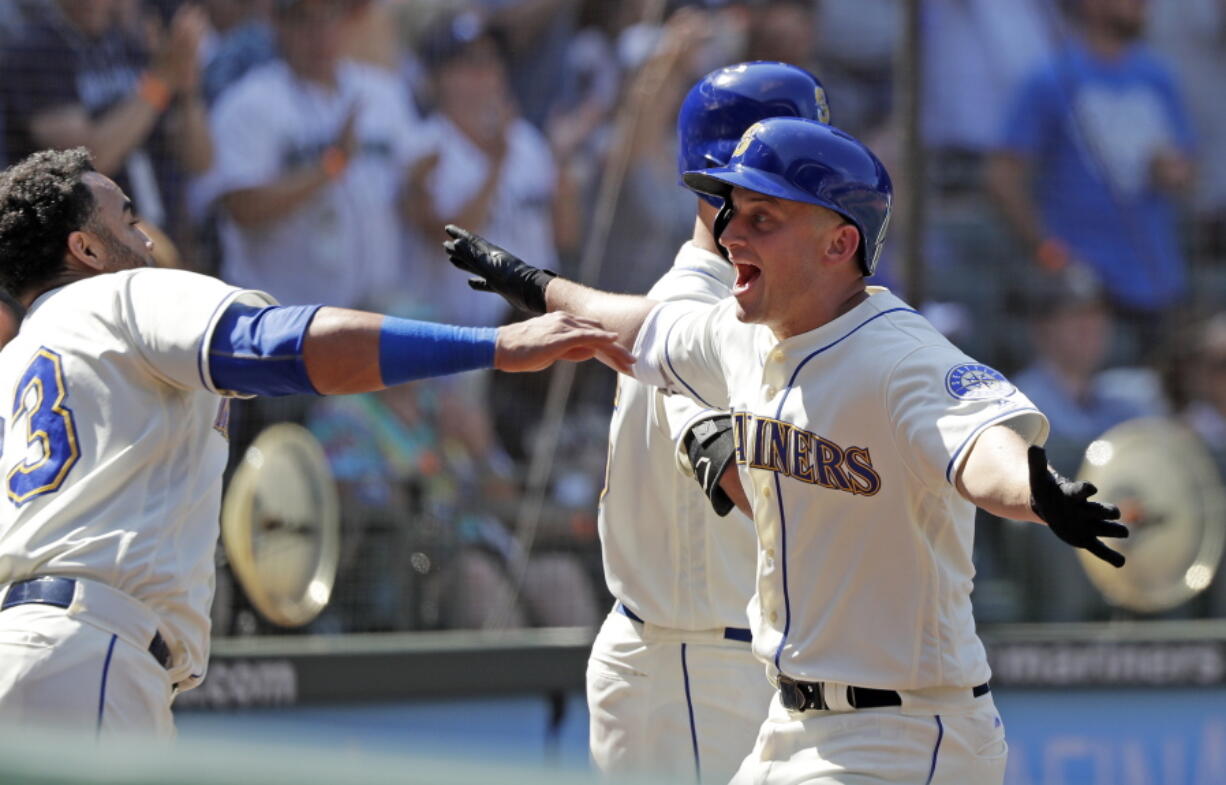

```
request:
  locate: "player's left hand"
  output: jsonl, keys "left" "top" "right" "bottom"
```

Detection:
{"left": 1028, "top": 445, "right": 1128, "bottom": 567}
{"left": 444, "top": 225, "right": 556, "bottom": 315}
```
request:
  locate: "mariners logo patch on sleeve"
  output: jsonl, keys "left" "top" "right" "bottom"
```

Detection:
{"left": 945, "top": 363, "right": 1015, "bottom": 400}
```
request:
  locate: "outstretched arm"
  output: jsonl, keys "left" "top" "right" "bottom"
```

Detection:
{"left": 444, "top": 225, "right": 657, "bottom": 358}
{"left": 208, "top": 303, "right": 631, "bottom": 397}
{"left": 956, "top": 424, "right": 1128, "bottom": 567}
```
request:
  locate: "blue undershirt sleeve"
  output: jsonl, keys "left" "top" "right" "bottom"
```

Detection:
{"left": 208, "top": 302, "right": 323, "bottom": 396}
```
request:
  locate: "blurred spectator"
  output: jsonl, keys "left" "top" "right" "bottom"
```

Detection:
{"left": 987, "top": 0, "right": 1196, "bottom": 364}
{"left": 0, "top": 0, "right": 212, "bottom": 255}
{"left": 1175, "top": 313, "right": 1226, "bottom": 477}
{"left": 0, "top": 0, "right": 42, "bottom": 45}
{"left": 1014, "top": 265, "right": 1156, "bottom": 474}
{"left": 813, "top": 0, "right": 899, "bottom": 135}
{"left": 922, "top": 0, "right": 1055, "bottom": 190}
{"left": 482, "top": 0, "right": 581, "bottom": 130}
{"left": 1148, "top": 0, "right": 1226, "bottom": 272}
{"left": 199, "top": 0, "right": 276, "bottom": 106}
{"left": 1003, "top": 265, "right": 1157, "bottom": 622}
{"left": 592, "top": 7, "right": 711, "bottom": 298}
{"left": 744, "top": 0, "right": 819, "bottom": 72}
{"left": 306, "top": 373, "right": 601, "bottom": 632}
{"left": 1165, "top": 312, "right": 1226, "bottom": 617}
{"left": 402, "top": 10, "right": 572, "bottom": 326}
{"left": 210, "top": 0, "right": 426, "bottom": 309}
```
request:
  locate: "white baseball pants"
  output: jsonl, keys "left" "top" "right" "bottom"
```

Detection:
{"left": 730, "top": 689, "right": 1007, "bottom": 785}
{"left": 0, "top": 582, "right": 175, "bottom": 737}
{"left": 586, "top": 607, "right": 774, "bottom": 784}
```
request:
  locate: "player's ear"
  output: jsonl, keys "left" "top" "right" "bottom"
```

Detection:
{"left": 823, "top": 222, "right": 860, "bottom": 266}
{"left": 65, "top": 228, "right": 105, "bottom": 272}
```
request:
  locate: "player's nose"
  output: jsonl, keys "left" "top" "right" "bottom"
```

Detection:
{"left": 720, "top": 215, "right": 749, "bottom": 254}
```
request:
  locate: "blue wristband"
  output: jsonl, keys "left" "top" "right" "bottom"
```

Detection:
{"left": 379, "top": 316, "right": 497, "bottom": 387}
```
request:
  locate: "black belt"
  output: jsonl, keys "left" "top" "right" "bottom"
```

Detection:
{"left": 1, "top": 577, "right": 172, "bottom": 670}
{"left": 616, "top": 601, "right": 753, "bottom": 643}
{"left": 778, "top": 676, "right": 991, "bottom": 711}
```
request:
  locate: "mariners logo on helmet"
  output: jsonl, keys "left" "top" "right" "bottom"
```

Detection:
{"left": 732, "top": 123, "right": 763, "bottom": 159}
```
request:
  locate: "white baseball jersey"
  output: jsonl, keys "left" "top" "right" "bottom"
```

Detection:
{"left": 401, "top": 113, "right": 559, "bottom": 325}
{"left": 599, "top": 241, "right": 757, "bottom": 630}
{"left": 211, "top": 59, "right": 427, "bottom": 309}
{"left": 634, "top": 287, "right": 1049, "bottom": 690}
{"left": 0, "top": 268, "right": 274, "bottom": 691}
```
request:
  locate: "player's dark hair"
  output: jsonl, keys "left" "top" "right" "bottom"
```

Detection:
{"left": 0, "top": 148, "right": 97, "bottom": 298}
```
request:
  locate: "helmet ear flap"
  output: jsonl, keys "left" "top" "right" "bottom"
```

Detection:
{"left": 713, "top": 200, "right": 735, "bottom": 261}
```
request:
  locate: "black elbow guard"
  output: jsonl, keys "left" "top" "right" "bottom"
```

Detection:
{"left": 683, "top": 415, "right": 737, "bottom": 517}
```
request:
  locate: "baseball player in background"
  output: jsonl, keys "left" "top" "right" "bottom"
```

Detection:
{"left": 444, "top": 117, "right": 1129, "bottom": 784}
{"left": 0, "top": 148, "right": 629, "bottom": 737}
{"left": 589, "top": 62, "right": 831, "bottom": 784}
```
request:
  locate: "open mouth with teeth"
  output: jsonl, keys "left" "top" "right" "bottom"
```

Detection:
{"left": 733, "top": 261, "right": 762, "bottom": 295}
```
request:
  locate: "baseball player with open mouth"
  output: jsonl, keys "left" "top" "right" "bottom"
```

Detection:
{"left": 445, "top": 117, "right": 1128, "bottom": 784}
{"left": 588, "top": 62, "right": 832, "bottom": 784}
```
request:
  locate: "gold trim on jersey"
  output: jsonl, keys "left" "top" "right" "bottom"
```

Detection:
{"left": 7, "top": 348, "right": 81, "bottom": 504}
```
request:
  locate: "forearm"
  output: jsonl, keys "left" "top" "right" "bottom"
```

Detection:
{"left": 985, "top": 154, "right": 1046, "bottom": 253}
{"left": 30, "top": 96, "right": 162, "bottom": 177}
{"left": 303, "top": 307, "right": 495, "bottom": 395}
{"left": 543, "top": 278, "right": 656, "bottom": 352}
{"left": 221, "top": 166, "right": 335, "bottom": 228}
{"left": 954, "top": 424, "right": 1043, "bottom": 523}
{"left": 719, "top": 466, "right": 751, "bottom": 517}
{"left": 447, "top": 165, "right": 502, "bottom": 232}
{"left": 170, "top": 93, "right": 213, "bottom": 174}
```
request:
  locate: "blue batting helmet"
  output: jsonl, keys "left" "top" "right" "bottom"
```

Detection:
{"left": 677, "top": 61, "right": 831, "bottom": 207}
{"left": 683, "top": 117, "right": 893, "bottom": 276}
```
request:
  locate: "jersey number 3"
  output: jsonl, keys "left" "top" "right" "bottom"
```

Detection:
{"left": 7, "top": 348, "right": 80, "bottom": 505}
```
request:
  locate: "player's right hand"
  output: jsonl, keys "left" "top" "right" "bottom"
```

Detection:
{"left": 494, "top": 311, "right": 633, "bottom": 374}
{"left": 1028, "top": 445, "right": 1129, "bottom": 567}
{"left": 444, "top": 225, "right": 557, "bottom": 315}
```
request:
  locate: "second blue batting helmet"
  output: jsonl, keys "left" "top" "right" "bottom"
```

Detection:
{"left": 683, "top": 117, "right": 893, "bottom": 276}
{"left": 677, "top": 61, "right": 831, "bottom": 207}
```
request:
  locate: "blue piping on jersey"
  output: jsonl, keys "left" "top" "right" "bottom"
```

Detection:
{"left": 944, "top": 407, "right": 1041, "bottom": 484}
{"left": 664, "top": 316, "right": 716, "bottom": 409}
{"left": 681, "top": 643, "right": 701, "bottom": 782}
{"left": 925, "top": 715, "right": 945, "bottom": 784}
{"left": 96, "top": 634, "right": 118, "bottom": 735}
{"left": 769, "top": 306, "right": 918, "bottom": 671}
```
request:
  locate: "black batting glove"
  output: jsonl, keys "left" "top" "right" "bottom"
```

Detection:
{"left": 1027, "top": 445, "right": 1129, "bottom": 568}
{"left": 684, "top": 415, "right": 737, "bottom": 517}
{"left": 443, "top": 225, "right": 557, "bottom": 315}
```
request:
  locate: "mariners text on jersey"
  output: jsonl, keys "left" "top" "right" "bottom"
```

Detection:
{"left": 732, "top": 413, "right": 881, "bottom": 496}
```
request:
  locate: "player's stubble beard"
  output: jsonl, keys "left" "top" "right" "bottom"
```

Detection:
{"left": 93, "top": 223, "right": 155, "bottom": 270}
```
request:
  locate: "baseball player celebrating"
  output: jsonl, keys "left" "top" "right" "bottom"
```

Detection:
{"left": 445, "top": 118, "right": 1128, "bottom": 784}
{"left": 588, "top": 62, "right": 831, "bottom": 784}
{"left": 0, "top": 148, "right": 629, "bottom": 737}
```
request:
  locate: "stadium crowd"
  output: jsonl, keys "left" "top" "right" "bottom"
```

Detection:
{"left": 1, "top": 0, "right": 1225, "bottom": 633}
